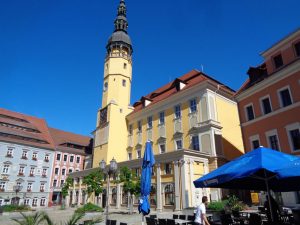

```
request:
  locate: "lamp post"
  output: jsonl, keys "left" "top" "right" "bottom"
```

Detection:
{"left": 13, "top": 184, "right": 23, "bottom": 205}
{"left": 100, "top": 158, "right": 118, "bottom": 225}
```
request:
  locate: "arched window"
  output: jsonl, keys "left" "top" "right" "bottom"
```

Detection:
{"left": 111, "top": 188, "right": 117, "bottom": 205}
{"left": 164, "top": 184, "right": 174, "bottom": 205}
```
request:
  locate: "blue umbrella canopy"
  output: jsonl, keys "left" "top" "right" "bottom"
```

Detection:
{"left": 138, "top": 141, "right": 155, "bottom": 216}
{"left": 193, "top": 147, "right": 300, "bottom": 192}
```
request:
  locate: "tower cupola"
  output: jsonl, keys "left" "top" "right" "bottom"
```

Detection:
{"left": 106, "top": 0, "right": 133, "bottom": 60}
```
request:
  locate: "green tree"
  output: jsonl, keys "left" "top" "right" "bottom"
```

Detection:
{"left": 82, "top": 169, "right": 104, "bottom": 199}
{"left": 12, "top": 212, "right": 45, "bottom": 225}
{"left": 62, "top": 177, "right": 74, "bottom": 198}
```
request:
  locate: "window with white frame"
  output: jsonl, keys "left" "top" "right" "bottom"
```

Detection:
{"left": 260, "top": 96, "right": 272, "bottom": 115}
{"left": 278, "top": 87, "right": 293, "bottom": 107}
{"left": 27, "top": 183, "right": 32, "bottom": 192}
{"left": 159, "top": 143, "right": 166, "bottom": 154}
{"left": 18, "top": 166, "right": 25, "bottom": 175}
{"left": 22, "top": 150, "right": 28, "bottom": 159}
{"left": 54, "top": 168, "right": 59, "bottom": 175}
{"left": 2, "top": 165, "right": 9, "bottom": 174}
{"left": 6, "top": 147, "right": 13, "bottom": 157}
{"left": 137, "top": 149, "right": 141, "bottom": 159}
{"left": 138, "top": 120, "right": 142, "bottom": 132}
{"left": 32, "top": 152, "right": 37, "bottom": 160}
{"left": 159, "top": 111, "right": 165, "bottom": 125}
{"left": 68, "top": 168, "right": 73, "bottom": 174}
{"left": 60, "top": 180, "right": 64, "bottom": 187}
{"left": 191, "top": 135, "right": 200, "bottom": 151}
{"left": 76, "top": 156, "right": 80, "bottom": 163}
{"left": 0, "top": 182, "right": 6, "bottom": 191}
{"left": 56, "top": 153, "right": 61, "bottom": 161}
{"left": 174, "top": 105, "right": 181, "bottom": 119}
{"left": 63, "top": 154, "right": 68, "bottom": 162}
{"left": 128, "top": 152, "right": 132, "bottom": 160}
{"left": 70, "top": 155, "right": 74, "bottom": 163}
{"left": 40, "top": 198, "right": 46, "bottom": 206}
{"left": 175, "top": 139, "right": 183, "bottom": 150}
{"left": 249, "top": 135, "right": 260, "bottom": 150}
{"left": 266, "top": 130, "right": 280, "bottom": 151}
{"left": 164, "top": 163, "right": 172, "bottom": 175}
{"left": 24, "top": 198, "right": 30, "bottom": 206}
{"left": 53, "top": 180, "right": 57, "bottom": 187}
{"left": 245, "top": 104, "right": 255, "bottom": 121}
{"left": 147, "top": 116, "right": 153, "bottom": 129}
{"left": 286, "top": 123, "right": 300, "bottom": 151}
{"left": 40, "top": 183, "right": 45, "bottom": 192}
{"left": 29, "top": 167, "right": 35, "bottom": 176}
{"left": 190, "top": 99, "right": 197, "bottom": 113}
{"left": 44, "top": 154, "right": 49, "bottom": 162}
{"left": 42, "top": 168, "right": 47, "bottom": 177}
{"left": 164, "top": 184, "right": 174, "bottom": 205}
{"left": 62, "top": 168, "right": 66, "bottom": 176}
{"left": 32, "top": 198, "right": 38, "bottom": 206}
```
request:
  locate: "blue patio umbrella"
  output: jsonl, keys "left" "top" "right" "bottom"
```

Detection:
{"left": 139, "top": 141, "right": 155, "bottom": 216}
{"left": 276, "top": 158, "right": 300, "bottom": 180}
{"left": 193, "top": 147, "right": 300, "bottom": 221}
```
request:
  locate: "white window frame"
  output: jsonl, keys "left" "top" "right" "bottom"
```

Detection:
{"left": 0, "top": 182, "right": 6, "bottom": 190}
{"left": 19, "top": 166, "right": 25, "bottom": 175}
{"left": 244, "top": 103, "right": 255, "bottom": 121}
{"left": 159, "top": 143, "right": 166, "bottom": 154}
{"left": 29, "top": 167, "right": 35, "bottom": 176}
{"left": 128, "top": 152, "right": 132, "bottom": 160}
{"left": 27, "top": 183, "right": 33, "bottom": 191}
{"left": 285, "top": 122, "right": 300, "bottom": 152}
{"left": 265, "top": 129, "right": 281, "bottom": 151}
{"left": 189, "top": 98, "right": 197, "bottom": 113}
{"left": 70, "top": 155, "right": 74, "bottom": 163}
{"left": 159, "top": 111, "right": 165, "bottom": 125}
{"left": 128, "top": 124, "right": 133, "bottom": 135}
{"left": 76, "top": 156, "right": 80, "bottom": 163}
{"left": 40, "top": 198, "right": 46, "bottom": 206}
{"left": 32, "top": 152, "right": 37, "bottom": 160}
{"left": 56, "top": 153, "right": 61, "bottom": 161}
{"left": 63, "top": 154, "right": 68, "bottom": 162}
{"left": 136, "top": 149, "right": 141, "bottom": 159}
{"left": 147, "top": 116, "right": 153, "bottom": 129}
{"left": 61, "top": 168, "right": 66, "bottom": 176}
{"left": 137, "top": 120, "right": 142, "bottom": 133}
{"left": 42, "top": 168, "right": 47, "bottom": 177}
{"left": 32, "top": 198, "right": 38, "bottom": 206}
{"left": 22, "top": 150, "right": 28, "bottom": 159}
{"left": 2, "top": 165, "right": 10, "bottom": 174}
{"left": 6, "top": 147, "right": 14, "bottom": 157}
{"left": 24, "top": 198, "right": 30, "bottom": 206}
{"left": 174, "top": 138, "right": 183, "bottom": 150}
{"left": 174, "top": 105, "right": 181, "bottom": 119}
{"left": 191, "top": 135, "right": 200, "bottom": 151}
{"left": 277, "top": 85, "right": 293, "bottom": 108}
{"left": 259, "top": 95, "right": 273, "bottom": 115}
{"left": 249, "top": 134, "right": 260, "bottom": 150}
{"left": 40, "top": 183, "right": 45, "bottom": 191}
{"left": 54, "top": 167, "right": 59, "bottom": 175}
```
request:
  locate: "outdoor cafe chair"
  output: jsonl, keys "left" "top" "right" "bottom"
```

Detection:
{"left": 150, "top": 215, "right": 157, "bottom": 219}
{"left": 158, "top": 218, "right": 167, "bottom": 225}
{"left": 173, "top": 214, "right": 179, "bottom": 219}
{"left": 248, "top": 213, "right": 262, "bottom": 225}
{"left": 179, "top": 215, "right": 186, "bottom": 220}
{"left": 150, "top": 218, "right": 158, "bottom": 225}
{"left": 110, "top": 220, "right": 117, "bottom": 225}
{"left": 220, "top": 214, "right": 236, "bottom": 225}
{"left": 187, "top": 215, "right": 195, "bottom": 221}
{"left": 167, "top": 219, "right": 176, "bottom": 225}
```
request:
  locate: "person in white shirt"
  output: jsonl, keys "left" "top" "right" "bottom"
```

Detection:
{"left": 194, "top": 196, "right": 210, "bottom": 225}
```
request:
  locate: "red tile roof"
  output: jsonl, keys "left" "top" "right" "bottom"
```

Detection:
{"left": 130, "top": 69, "right": 235, "bottom": 115}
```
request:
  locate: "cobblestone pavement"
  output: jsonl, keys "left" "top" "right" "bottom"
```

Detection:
{"left": 0, "top": 207, "right": 182, "bottom": 225}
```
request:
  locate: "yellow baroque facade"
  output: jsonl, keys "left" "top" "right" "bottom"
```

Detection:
{"left": 68, "top": 0, "right": 244, "bottom": 211}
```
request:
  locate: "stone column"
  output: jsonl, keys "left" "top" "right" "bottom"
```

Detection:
{"left": 65, "top": 191, "right": 70, "bottom": 207}
{"left": 116, "top": 183, "right": 121, "bottom": 209}
{"left": 180, "top": 160, "right": 188, "bottom": 209}
{"left": 156, "top": 164, "right": 162, "bottom": 212}
{"left": 189, "top": 159, "right": 195, "bottom": 207}
{"left": 72, "top": 179, "right": 76, "bottom": 205}
{"left": 78, "top": 177, "right": 82, "bottom": 206}
{"left": 127, "top": 192, "right": 130, "bottom": 209}
{"left": 174, "top": 161, "right": 180, "bottom": 211}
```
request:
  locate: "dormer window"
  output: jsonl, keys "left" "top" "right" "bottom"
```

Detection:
{"left": 141, "top": 97, "right": 152, "bottom": 107}
{"left": 294, "top": 41, "right": 300, "bottom": 57}
{"left": 273, "top": 54, "right": 283, "bottom": 69}
{"left": 172, "top": 78, "right": 186, "bottom": 91}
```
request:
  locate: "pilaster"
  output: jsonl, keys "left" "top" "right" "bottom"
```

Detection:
{"left": 180, "top": 159, "right": 188, "bottom": 209}
{"left": 116, "top": 183, "right": 121, "bottom": 209}
{"left": 156, "top": 164, "right": 162, "bottom": 212}
{"left": 174, "top": 161, "right": 180, "bottom": 211}
{"left": 189, "top": 159, "right": 195, "bottom": 207}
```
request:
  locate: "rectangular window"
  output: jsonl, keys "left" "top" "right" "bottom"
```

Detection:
{"left": 192, "top": 135, "right": 200, "bottom": 151}
{"left": 68, "top": 169, "right": 73, "bottom": 174}
{"left": 174, "top": 105, "right": 181, "bottom": 119}
{"left": 30, "top": 167, "right": 35, "bottom": 176}
{"left": 32, "top": 152, "right": 37, "bottom": 160}
{"left": 76, "top": 156, "right": 80, "bottom": 163}
{"left": 22, "top": 151, "right": 28, "bottom": 159}
{"left": 18, "top": 166, "right": 25, "bottom": 175}
{"left": 63, "top": 155, "right": 68, "bottom": 162}
{"left": 62, "top": 168, "right": 66, "bottom": 175}
{"left": 27, "top": 183, "right": 32, "bottom": 192}
{"left": 159, "top": 143, "right": 166, "bottom": 154}
{"left": 55, "top": 168, "right": 59, "bottom": 175}
{"left": 128, "top": 153, "right": 132, "bottom": 160}
{"left": 245, "top": 105, "right": 254, "bottom": 121}
{"left": 261, "top": 97, "right": 272, "bottom": 114}
{"left": 269, "top": 135, "right": 280, "bottom": 151}
{"left": 53, "top": 180, "right": 57, "bottom": 187}
{"left": 32, "top": 198, "right": 38, "bottom": 206}
{"left": 279, "top": 88, "right": 292, "bottom": 107}
{"left": 159, "top": 111, "right": 165, "bottom": 125}
{"left": 290, "top": 129, "right": 300, "bottom": 151}
{"left": 138, "top": 121, "right": 142, "bottom": 132}
{"left": 40, "top": 183, "right": 45, "bottom": 192}
{"left": 44, "top": 154, "right": 49, "bottom": 162}
{"left": 40, "top": 198, "right": 46, "bottom": 206}
{"left": 56, "top": 154, "right": 61, "bottom": 161}
{"left": 165, "top": 163, "right": 172, "bottom": 175}
{"left": 294, "top": 41, "right": 300, "bottom": 57}
{"left": 175, "top": 139, "right": 183, "bottom": 150}
{"left": 6, "top": 148, "right": 13, "bottom": 157}
{"left": 190, "top": 99, "right": 197, "bottom": 113}
{"left": 147, "top": 116, "right": 153, "bottom": 129}
{"left": 2, "top": 165, "right": 9, "bottom": 174}
{"left": 42, "top": 168, "right": 47, "bottom": 177}
{"left": 60, "top": 180, "right": 64, "bottom": 187}
{"left": 0, "top": 182, "right": 6, "bottom": 191}
{"left": 273, "top": 54, "right": 283, "bottom": 68}
{"left": 70, "top": 155, "right": 74, "bottom": 163}
{"left": 137, "top": 150, "right": 141, "bottom": 159}
{"left": 252, "top": 140, "right": 260, "bottom": 149}
{"left": 122, "top": 79, "right": 126, "bottom": 87}
{"left": 129, "top": 124, "right": 133, "bottom": 135}
{"left": 24, "top": 199, "right": 30, "bottom": 206}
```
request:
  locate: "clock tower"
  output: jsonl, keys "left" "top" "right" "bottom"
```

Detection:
{"left": 93, "top": 0, "right": 133, "bottom": 167}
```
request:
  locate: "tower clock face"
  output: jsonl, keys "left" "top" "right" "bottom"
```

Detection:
{"left": 100, "top": 107, "right": 108, "bottom": 127}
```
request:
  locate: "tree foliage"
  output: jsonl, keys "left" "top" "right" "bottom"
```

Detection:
{"left": 82, "top": 170, "right": 104, "bottom": 197}
{"left": 61, "top": 177, "right": 74, "bottom": 198}
{"left": 115, "top": 166, "right": 140, "bottom": 196}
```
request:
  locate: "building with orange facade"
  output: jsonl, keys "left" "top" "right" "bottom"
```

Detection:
{"left": 235, "top": 28, "right": 300, "bottom": 206}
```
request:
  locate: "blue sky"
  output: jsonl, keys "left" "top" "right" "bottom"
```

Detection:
{"left": 0, "top": 0, "right": 299, "bottom": 136}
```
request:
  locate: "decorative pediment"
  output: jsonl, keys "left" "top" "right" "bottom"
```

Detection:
{"left": 173, "top": 131, "right": 183, "bottom": 139}
{"left": 156, "top": 137, "right": 166, "bottom": 143}
{"left": 3, "top": 161, "right": 12, "bottom": 165}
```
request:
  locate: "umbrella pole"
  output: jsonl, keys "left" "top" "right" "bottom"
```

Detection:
{"left": 264, "top": 171, "right": 274, "bottom": 222}
{"left": 142, "top": 214, "right": 145, "bottom": 225}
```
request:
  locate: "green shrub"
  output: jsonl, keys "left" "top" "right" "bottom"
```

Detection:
{"left": 2, "top": 204, "right": 31, "bottom": 212}
{"left": 75, "top": 203, "right": 103, "bottom": 214}
{"left": 207, "top": 200, "right": 227, "bottom": 211}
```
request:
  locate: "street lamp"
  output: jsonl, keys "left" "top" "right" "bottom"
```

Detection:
{"left": 100, "top": 158, "right": 118, "bottom": 225}
{"left": 13, "top": 184, "right": 23, "bottom": 205}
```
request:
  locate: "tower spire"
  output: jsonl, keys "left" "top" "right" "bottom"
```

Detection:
{"left": 114, "top": 0, "right": 128, "bottom": 33}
